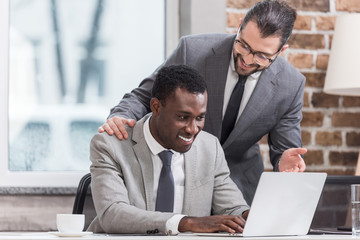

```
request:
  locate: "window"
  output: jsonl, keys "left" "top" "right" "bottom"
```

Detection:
{"left": 0, "top": 0, "right": 170, "bottom": 187}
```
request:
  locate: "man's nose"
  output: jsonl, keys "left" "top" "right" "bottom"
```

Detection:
{"left": 185, "top": 119, "right": 199, "bottom": 135}
{"left": 242, "top": 53, "right": 255, "bottom": 65}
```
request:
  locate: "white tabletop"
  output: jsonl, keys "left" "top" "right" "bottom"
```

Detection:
{"left": 0, "top": 232, "right": 357, "bottom": 240}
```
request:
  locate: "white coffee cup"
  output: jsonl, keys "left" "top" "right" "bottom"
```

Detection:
{"left": 56, "top": 214, "right": 85, "bottom": 233}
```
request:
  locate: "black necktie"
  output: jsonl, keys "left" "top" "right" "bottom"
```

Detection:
{"left": 221, "top": 75, "right": 247, "bottom": 145}
{"left": 155, "top": 150, "right": 174, "bottom": 212}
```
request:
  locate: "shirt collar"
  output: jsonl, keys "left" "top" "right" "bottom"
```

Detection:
{"left": 230, "top": 50, "right": 262, "bottom": 80}
{"left": 143, "top": 116, "right": 179, "bottom": 157}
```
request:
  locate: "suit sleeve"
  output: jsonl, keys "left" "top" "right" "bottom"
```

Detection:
{"left": 89, "top": 133, "right": 175, "bottom": 234}
{"left": 211, "top": 138, "right": 250, "bottom": 215}
{"left": 108, "top": 37, "right": 188, "bottom": 120}
{"left": 268, "top": 74, "right": 305, "bottom": 170}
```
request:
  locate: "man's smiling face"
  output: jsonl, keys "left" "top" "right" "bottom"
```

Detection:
{"left": 233, "top": 20, "right": 285, "bottom": 76}
{"left": 150, "top": 87, "right": 207, "bottom": 153}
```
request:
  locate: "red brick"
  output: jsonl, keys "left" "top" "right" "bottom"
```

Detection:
{"left": 259, "top": 134, "right": 268, "bottom": 144}
{"left": 336, "top": 0, "right": 360, "bottom": 12}
{"left": 346, "top": 132, "right": 360, "bottom": 146}
{"left": 316, "top": 55, "right": 329, "bottom": 70}
{"left": 294, "top": 15, "right": 312, "bottom": 30}
{"left": 343, "top": 96, "right": 360, "bottom": 107}
{"left": 227, "top": 12, "right": 245, "bottom": 28}
{"left": 227, "top": 0, "right": 260, "bottom": 9}
{"left": 288, "top": 34, "right": 325, "bottom": 50}
{"left": 311, "top": 92, "right": 339, "bottom": 108}
{"left": 302, "top": 130, "right": 311, "bottom": 146}
{"left": 304, "top": 150, "right": 324, "bottom": 165}
{"left": 288, "top": 53, "right": 313, "bottom": 69}
{"left": 303, "top": 92, "right": 310, "bottom": 107}
{"left": 329, "top": 34, "right": 333, "bottom": 49}
{"left": 301, "top": 112, "right": 324, "bottom": 127}
{"left": 323, "top": 169, "right": 355, "bottom": 175}
{"left": 329, "top": 151, "right": 359, "bottom": 166}
{"left": 292, "top": 0, "right": 330, "bottom": 12}
{"left": 315, "top": 16, "right": 336, "bottom": 30}
{"left": 332, "top": 112, "right": 360, "bottom": 127}
{"left": 302, "top": 72, "right": 326, "bottom": 88}
{"left": 315, "top": 131, "right": 342, "bottom": 146}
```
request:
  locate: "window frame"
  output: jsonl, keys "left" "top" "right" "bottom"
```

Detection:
{"left": 0, "top": 0, "right": 178, "bottom": 187}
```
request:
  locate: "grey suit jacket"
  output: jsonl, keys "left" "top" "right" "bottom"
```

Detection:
{"left": 109, "top": 34, "right": 305, "bottom": 204}
{"left": 88, "top": 114, "right": 249, "bottom": 234}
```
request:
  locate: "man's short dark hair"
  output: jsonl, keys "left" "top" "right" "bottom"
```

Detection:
{"left": 152, "top": 65, "right": 207, "bottom": 105}
{"left": 241, "top": 0, "right": 297, "bottom": 48}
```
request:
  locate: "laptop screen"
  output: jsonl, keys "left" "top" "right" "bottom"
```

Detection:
{"left": 243, "top": 172, "right": 327, "bottom": 237}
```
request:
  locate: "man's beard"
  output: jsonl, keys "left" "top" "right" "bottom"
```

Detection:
{"left": 235, "top": 54, "right": 263, "bottom": 76}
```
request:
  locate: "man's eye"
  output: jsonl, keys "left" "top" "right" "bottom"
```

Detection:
{"left": 178, "top": 115, "right": 186, "bottom": 120}
{"left": 196, "top": 116, "right": 205, "bottom": 121}
{"left": 255, "top": 53, "right": 267, "bottom": 61}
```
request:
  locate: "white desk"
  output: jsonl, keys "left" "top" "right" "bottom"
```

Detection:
{"left": 0, "top": 232, "right": 357, "bottom": 240}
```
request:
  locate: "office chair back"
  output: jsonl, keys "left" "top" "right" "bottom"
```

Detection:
{"left": 73, "top": 173, "right": 96, "bottom": 229}
{"left": 311, "top": 175, "right": 360, "bottom": 229}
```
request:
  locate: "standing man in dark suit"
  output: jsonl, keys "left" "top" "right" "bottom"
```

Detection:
{"left": 98, "top": 0, "right": 307, "bottom": 204}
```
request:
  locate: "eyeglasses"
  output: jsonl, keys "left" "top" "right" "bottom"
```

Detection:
{"left": 234, "top": 39, "right": 280, "bottom": 67}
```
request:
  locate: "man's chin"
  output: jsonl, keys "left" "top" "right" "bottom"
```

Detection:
{"left": 237, "top": 66, "right": 261, "bottom": 76}
{"left": 175, "top": 145, "right": 192, "bottom": 154}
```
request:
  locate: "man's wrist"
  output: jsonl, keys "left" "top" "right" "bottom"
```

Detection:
{"left": 178, "top": 216, "right": 193, "bottom": 232}
{"left": 166, "top": 214, "right": 186, "bottom": 235}
{"left": 275, "top": 157, "right": 282, "bottom": 172}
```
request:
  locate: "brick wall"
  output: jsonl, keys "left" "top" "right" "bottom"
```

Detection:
{"left": 227, "top": 0, "right": 360, "bottom": 174}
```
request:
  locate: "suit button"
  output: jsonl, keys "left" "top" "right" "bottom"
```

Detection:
{"left": 154, "top": 229, "right": 159, "bottom": 234}
{"left": 146, "top": 230, "right": 151, "bottom": 234}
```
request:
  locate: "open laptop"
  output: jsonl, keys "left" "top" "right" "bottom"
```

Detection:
{"left": 186, "top": 172, "right": 327, "bottom": 237}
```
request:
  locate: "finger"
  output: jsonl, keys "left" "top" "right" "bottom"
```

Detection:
{"left": 298, "top": 159, "right": 306, "bottom": 172}
{"left": 101, "top": 123, "right": 114, "bottom": 135}
{"left": 242, "top": 210, "right": 249, "bottom": 220}
{"left": 221, "top": 217, "right": 245, "bottom": 232}
{"left": 112, "top": 119, "right": 131, "bottom": 140}
{"left": 98, "top": 126, "right": 104, "bottom": 133}
{"left": 127, "top": 119, "right": 136, "bottom": 127}
{"left": 232, "top": 216, "right": 246, "bottom": 227}
{"left": 220, "top": 221, "right": 243, "bottom": 233}
{"left": 290, "top": 147, "right": 307, "bottom": 155}
{"left": 107, "top": 120, "right": 123, "bottom": 140}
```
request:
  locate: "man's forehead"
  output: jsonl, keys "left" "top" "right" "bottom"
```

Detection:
{"left": 238, "top": 21, "right": 282, "bottom": 53}
{"left": 171, "top": 87, "right": 206, "bottom": 98}
{"left": 165, "top": 88, "right": 207, "bottom": 109}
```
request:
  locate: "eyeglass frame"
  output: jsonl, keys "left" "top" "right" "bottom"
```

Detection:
{"left": 234, "top": 38, "right": 282, "bottom": 67}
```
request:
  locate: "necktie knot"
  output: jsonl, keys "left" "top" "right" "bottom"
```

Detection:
{"left": 158, "top": 150, "right": 173, "bottom": 166}
{"left": 238, "top": 74, "right": 247, "bottom": 85}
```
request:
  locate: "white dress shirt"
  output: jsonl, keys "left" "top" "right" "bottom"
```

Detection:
{"left": 223, "top": 52, "right": 262, "bottom": 121}
{"left": 143, "top": 117, "right": 186, "bottom": 235}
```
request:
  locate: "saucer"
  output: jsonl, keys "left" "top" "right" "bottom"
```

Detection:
{"left": 48, "top": 231, "right": 93, "bottom": 237}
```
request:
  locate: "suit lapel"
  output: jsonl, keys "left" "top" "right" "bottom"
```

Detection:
{"left": 132, "top": 115, "right": 155, "bottom": 210}
{"left": 222, "top": 64, "right": 278, "bottom": 149}
{"left": 182, "top": 144, "right": 197, "bottom": 215}
{"left": 204, "top": 36, "right": 235, "bottom": 138}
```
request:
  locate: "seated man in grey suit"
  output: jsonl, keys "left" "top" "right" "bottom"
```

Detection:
{"left": 88, "top": 65, "right": 250, "bottom": 235}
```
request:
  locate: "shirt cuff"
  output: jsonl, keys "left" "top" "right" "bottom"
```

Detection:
{"left": 165, "top": 214, "right": 186, "bottom": 235}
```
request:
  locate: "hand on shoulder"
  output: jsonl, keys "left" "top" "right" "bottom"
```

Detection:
{"left": 98, "top": 116, "right": 136, "bottom": 140}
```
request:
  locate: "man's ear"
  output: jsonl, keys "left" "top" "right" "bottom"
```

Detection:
{"left": 237, "top": 18, "right": 243, "bottom": 35}
{"left": 150, "top": 98, "right": 161, "bottom": 115}
{"left": 280, "top": 44, "right": 289, "bottom": 53}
